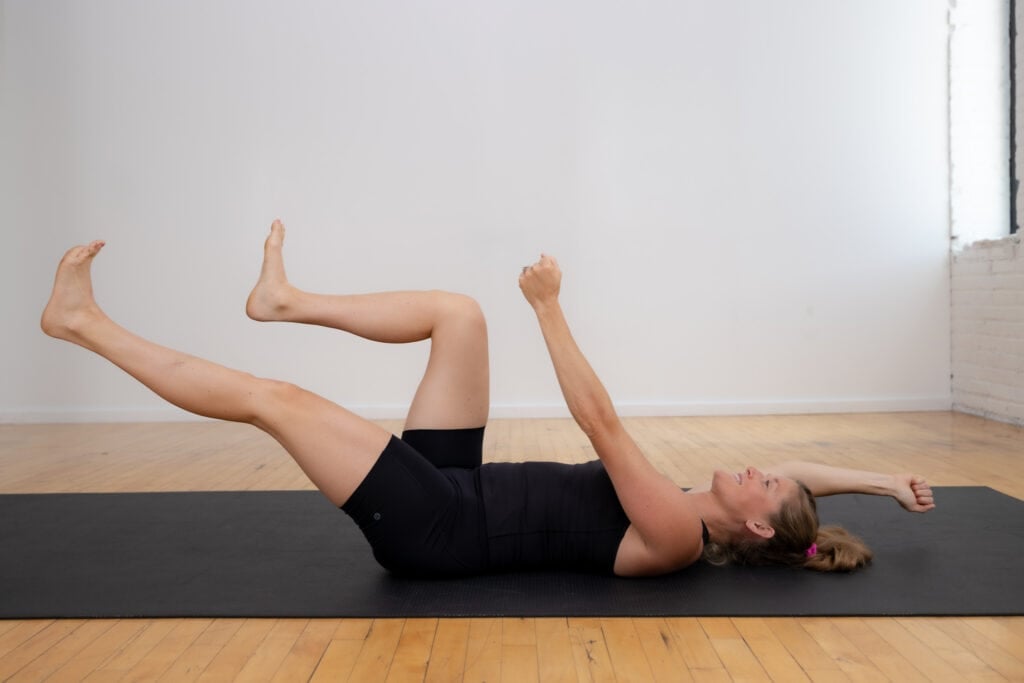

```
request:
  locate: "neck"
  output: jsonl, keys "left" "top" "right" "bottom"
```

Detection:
{"left": 686, "top": 491, "right": 736, "bottom": 545}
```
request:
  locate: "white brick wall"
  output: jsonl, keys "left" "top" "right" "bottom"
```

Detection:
{"left": 951, "top": 235, "right": 1024, "bottom": 425}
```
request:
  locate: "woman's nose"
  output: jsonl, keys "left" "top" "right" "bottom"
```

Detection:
{"left": 746, "top": 467, "right": 762, "bottom": 479}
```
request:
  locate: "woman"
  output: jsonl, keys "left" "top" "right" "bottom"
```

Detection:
{"left": 41, "top": 221, "right": 935, "bottom": 577}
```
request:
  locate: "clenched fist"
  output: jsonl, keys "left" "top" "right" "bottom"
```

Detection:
{"left": 519, "top": 254, "right": 561, "bottom": 310}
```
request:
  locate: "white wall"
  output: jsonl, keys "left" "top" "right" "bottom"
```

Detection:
{"left": 2, "top": 1, "right": 953, "bottom": 423}
{"left": 952, "top": 235, "right": 1024, "bottom": 426}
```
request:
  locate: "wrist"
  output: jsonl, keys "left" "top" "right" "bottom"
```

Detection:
{"left": 848, "top": 470, "right": 897, "bottom": 497}
{"left": 880, "top": 473, "right": 901, "bottom": 498}
{"left": 532, "top": 298, "right": 561, "bottom": 317}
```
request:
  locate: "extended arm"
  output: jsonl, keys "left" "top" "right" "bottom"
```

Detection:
{"left": 519, "top": 255, "right": 701, "bottom": 574}
{"left": 520, "top": 264, "right": 614, "bottom": 436}
{"left": 772, "top": 461, "right": 936, "bottom": 513}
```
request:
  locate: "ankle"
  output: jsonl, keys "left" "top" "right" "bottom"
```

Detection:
{"left": 41, "top": 304, "right": 105, "bottom": 343}
{"left": 246, "top": 283, "right": 299, "bottom": 322}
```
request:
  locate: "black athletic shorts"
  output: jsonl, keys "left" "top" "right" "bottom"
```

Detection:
{"left": 340, "top": 427, "right": 488, "bottom": 576}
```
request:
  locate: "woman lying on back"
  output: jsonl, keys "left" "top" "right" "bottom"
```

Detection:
{"left": 41, "top": 221, "right": 935, "bottom": 577}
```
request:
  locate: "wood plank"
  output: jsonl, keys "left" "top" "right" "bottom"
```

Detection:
{"left": 600, "top": 618, "right": 655, "bottom": 683}
{"left": 425, "top": 618, "right": 471, "bottom": 682}
{"left": 333, "top": 618, "right": 374, "bottom": 640}
{"left": 865, "top": 618, "right": 970, "bottom": 682}
{"left": 501, "top": 617, "right": 537, "bottom": 647}
{"left": 460, "top": 618, "right": 500, "bottom": 683}
{"left": 536, "top": 618, "right": 578, "bottom": 683}
{"left": 1000, "top": 617, "right": 1024, "bottom": 643}
{"left": 0, "top": 620, "right": 26, "bottom": 639}
{"left": 385, "top": 618, "right": 437, "bottom": 683}
{"left": 195, "top": 619, "right": 277, "bottom": 683}
{"left": 631, "top": 618, "right": 695, "bottom": 683}
{"left": 0, "top": 621, "right": 87, "bottom": 681}
{"left": 309, "top": 638, "right": 365, "bottom": 682}
{"left": 699, "top": 617, "right": 770, "bottom": 682}
{"left": 117, "top": 618, "right": 213, "bottom": 683}
{"left": 831, "top": 618, "right": 928, "bottom": 683}
{"left": 894, "top": 617, "right": 1009, "bottom": 680}
{"left": 154, "top": 619, "right": 245, "bottom": 683}
{"left": 965, "top": 618, "right": 1024, "bottom": 663}
{"left": 732, "top": 618, "right": 811, "bottom": 683}
{"left": 270, "top": 619, "right": 344, "bottom": 683}
{"left": 85, "top": 620, "right": 180, "bottom": 680}
{"left": 345, "top": 618, "right": 404, "bottom": 682}
{"left": 803, "top": 670, "right": 853, "bottom": 683}
{"left": 689, "top": 669, "right": 733, "bottom": 683}
{"left": 934, "top": 619, "right": 1024, "bottom": 681}
{"left": 0, "top": 621, "right": 57, "bottom": 662}
{"left": 234, "top": 618, "right": 309, "bottom": 681}
{"left": 664, "top": 617, "right": 724, "bottom": 673}
{"left": 501, "top": 644, "right": 539, "bottom": 682}
{"left": 761, "top": 617, "right": 845, "bottom": 679}
{"left": 6, "top": 620, "right": 115, "bottom": 683}
{"left": 568, "top": 618, "right": 616, "bottom": 683}
{"left": 46, "top": 619, "right": 150, "bottom": 683}
{"left": 307, "top": 618, "right": 376, "bottom": 682}
{"left": 798, "top": 618, "right": 886, "bottom": 682}
{"left": 501, "top": 618, "right": 538, "bottom": 683}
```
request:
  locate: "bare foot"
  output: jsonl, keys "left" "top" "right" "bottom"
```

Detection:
{"left": 246, "top": 219, "right": 298, "bottom": 321}
{"left": 41, "top": 240, "right": 107, "bottom": 341}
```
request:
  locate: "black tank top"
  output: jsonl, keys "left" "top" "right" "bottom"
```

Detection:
{"left": 477, "top": 460, "right": 631, "bottom": 574}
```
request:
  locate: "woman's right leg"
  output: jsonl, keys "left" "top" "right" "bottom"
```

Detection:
{"left": 40, "top": 241, "right": 390, "bottom": 506}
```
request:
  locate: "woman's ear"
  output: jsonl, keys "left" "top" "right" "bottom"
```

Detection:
{"left": 745, "top": 519, "right": 776, "bottom": 539}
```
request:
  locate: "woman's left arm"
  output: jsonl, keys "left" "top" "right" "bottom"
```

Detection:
{"left": 520, "top": 255, "right": 702, "bottom": 573}
{"left": 772, "top": 461, "right": 936, "bottom": 513}
{"left": 519, "top": 255, "right": 617, "bottom": 437}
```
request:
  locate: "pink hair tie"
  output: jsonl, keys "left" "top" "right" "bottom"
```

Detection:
{"left": 805, "top": 543, "right": 818, "bottom": 558}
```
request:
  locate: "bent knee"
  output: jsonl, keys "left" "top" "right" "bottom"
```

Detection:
{"left": 434, "top": 291, "right": 486, "bottom": 330}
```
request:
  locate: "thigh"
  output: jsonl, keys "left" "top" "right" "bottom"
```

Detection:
{"left": 252, "top": 380, "right": 393, "bottom": 507}
{"left": 404, "top": 294, "right": 490, "bottom": 431}
{"left": 401, "top": 427, "right": 484, "bottom": 469}
{"left": 342, "top": 436, "right": 487, "bottom": 575}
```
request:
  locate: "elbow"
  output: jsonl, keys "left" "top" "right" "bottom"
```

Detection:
{"left": 576, "top": 407, "right": 621, "bottom": 439}
{"left": 773, "top": 460, "right": 805, "bottom": 477}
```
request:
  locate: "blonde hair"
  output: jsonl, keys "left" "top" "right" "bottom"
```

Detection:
{"left": 702, "top": 482, "right": 873, "bottom": 572}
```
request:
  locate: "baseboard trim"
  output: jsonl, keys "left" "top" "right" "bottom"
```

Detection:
{"left": 2, "top": 396, "right": 953, "bottom": 424}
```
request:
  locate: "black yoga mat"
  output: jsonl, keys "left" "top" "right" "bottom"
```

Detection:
{"left": 1, "top": 487, "right": 1021, "bottom": 618}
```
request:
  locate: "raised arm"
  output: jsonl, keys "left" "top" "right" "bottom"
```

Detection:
{"left": 772, "top": 461, "right": 936, "bottom": 513}
{"left": 518, "top": 255, "right": 616, "bottom": 435}
{"left": 519, "top": 255, "right": 702, "bottom": 574}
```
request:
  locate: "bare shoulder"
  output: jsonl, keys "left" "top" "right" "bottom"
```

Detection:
{"left": 614, "top": 519, "right": 704, "bottom": 577}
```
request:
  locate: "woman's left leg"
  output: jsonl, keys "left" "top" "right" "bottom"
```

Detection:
{"left": 245, "top": 220, "right": 490, "bottom": 432}
{"left": 40, "top": 241, "right": 391, "bottom": 506}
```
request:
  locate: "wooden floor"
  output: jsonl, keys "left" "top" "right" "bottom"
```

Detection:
{"left": 1, "top": 412, "right": 1022, "bottom": 682}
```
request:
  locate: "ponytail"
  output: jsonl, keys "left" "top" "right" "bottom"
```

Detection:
{"left": 803, "top": 525, "right": 873, "bottom": 572}
{"left": 701, "top": 481, "right": 873, "bottom": 572}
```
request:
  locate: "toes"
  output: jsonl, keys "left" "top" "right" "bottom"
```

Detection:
{"left": 59, "top": 246, "right": 87, "bottom": 267}
{"left": 57, "top": 243, "right": 104, "bottom": 271}
{"left": 264, "top": 221, "right": 286, "bottom": 251}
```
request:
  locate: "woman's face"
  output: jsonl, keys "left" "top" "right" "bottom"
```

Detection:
{"left": 711, "top": 466, "right": 800, "bottom": 536}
